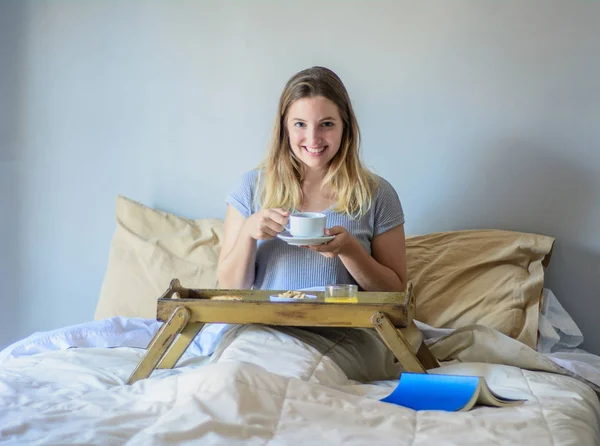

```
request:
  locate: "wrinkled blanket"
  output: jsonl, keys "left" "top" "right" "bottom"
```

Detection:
{"left": 1, "top": 321, "right": 599, "bottom": 445}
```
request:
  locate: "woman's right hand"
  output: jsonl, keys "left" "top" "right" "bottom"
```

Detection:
{"left": 243, "top": 208, "right": 289, "bottom": 240}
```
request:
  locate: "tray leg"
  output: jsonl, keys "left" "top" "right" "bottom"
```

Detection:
{"left": 156, "top": 322, "right": 205, "bottom": 369}
{"left": 372, "top": 312, "right": 426, "bottom": 373}
{"left": 397, "top": 320, "right": 441, "bottom": 370}
{"left": 127, "top": 306, "right": 191, "bottom": 385}
{"left": 415, "top": 342, "right": 441, "bottom": 370}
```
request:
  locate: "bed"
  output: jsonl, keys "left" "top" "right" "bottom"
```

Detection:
{"left": 1, "top": 195, "right": 599, "bottom": 445}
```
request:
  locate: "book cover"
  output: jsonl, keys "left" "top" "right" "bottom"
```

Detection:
{"left": 381, "top": 372, "right": 526, "bottom": 411}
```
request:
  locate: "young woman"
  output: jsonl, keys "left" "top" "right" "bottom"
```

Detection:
{"left": 218, "top": 66, "right": 407, "bottom": 293}
{"left": 216, "top": 67, "right": 407, "bottom": 382}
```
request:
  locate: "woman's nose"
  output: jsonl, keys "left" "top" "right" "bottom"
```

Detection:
{"left": 305, "top": 127, "right": 322, "bottom": 146}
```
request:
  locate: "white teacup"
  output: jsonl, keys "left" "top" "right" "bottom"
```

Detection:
{"left": 288, "top": 212, "right": 327, "bottom": 238}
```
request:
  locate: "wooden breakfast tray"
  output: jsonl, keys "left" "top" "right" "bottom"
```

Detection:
{"left": 127, "top": 279, "right": 440, "bottom": 384}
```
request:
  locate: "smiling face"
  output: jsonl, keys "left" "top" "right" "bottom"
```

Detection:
{"left": 286, "top": 96, "right": 344, "bottom": 172}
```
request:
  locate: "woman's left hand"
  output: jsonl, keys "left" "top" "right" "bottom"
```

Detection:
{"left": 303, "top": 226, "right": 356, "bottom": 258}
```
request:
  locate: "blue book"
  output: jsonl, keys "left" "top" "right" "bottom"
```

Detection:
{"left": 381, "top": 373, "right": 526, "bottom": 412}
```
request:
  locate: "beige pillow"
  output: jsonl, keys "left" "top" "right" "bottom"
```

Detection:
{"left": 406, "top": 229, "right": 555, "bottom": 349}
{"left": 94, "top": 195, "right": 224, "bottom": 320}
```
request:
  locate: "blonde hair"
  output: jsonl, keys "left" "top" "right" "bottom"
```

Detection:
{"left": 256, "top": 66, "right": 377, "bottom": 218}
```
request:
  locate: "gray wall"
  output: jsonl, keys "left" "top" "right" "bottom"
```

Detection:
{"left": 2, "top": 1, "right": 599, "bottom": 354}
{"left": 0, "top": 1, "right": 23, "bottom": 348}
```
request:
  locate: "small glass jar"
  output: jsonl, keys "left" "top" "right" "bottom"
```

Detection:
{"left": 324, "top": 284, "right": 358, "bottom": 303}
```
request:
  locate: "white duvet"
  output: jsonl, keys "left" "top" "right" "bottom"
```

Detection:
{"left": 1, "top": 319, "right": 600, "bottom": 446}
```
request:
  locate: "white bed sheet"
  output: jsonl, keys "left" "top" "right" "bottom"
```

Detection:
{"left": 2, "top": 285, "right": 600, "bottom": 445}
{"left": 1, "top": 322, "right": 600, "bottom": 445}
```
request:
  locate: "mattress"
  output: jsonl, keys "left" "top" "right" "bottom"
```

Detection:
{"left": 1, "top": 321, "right": 599, "bottom": 445}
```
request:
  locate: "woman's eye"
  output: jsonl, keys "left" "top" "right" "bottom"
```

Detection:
{"left": 322, "top": 122, "right": 334, "bottom": 127}
{"left": 294, "top": 122, "right": 305, "bottom": 128}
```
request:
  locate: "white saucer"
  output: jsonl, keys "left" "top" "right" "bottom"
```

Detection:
{"left": 277, "top": 231, "right": 335, "bottom": 246}
{"left": 269, "top": 294, "right": 318, "bottom": 302}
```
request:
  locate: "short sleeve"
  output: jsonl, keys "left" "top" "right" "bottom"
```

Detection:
{"left": 225, "top": 170, "right": 260, "bottom": 218}
{"left": 373, "top": 177, "right": 405, "bottom": 237}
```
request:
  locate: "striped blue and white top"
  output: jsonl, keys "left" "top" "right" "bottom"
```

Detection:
{"left": 226, "top": 169, "right": 405, "bottom": 291}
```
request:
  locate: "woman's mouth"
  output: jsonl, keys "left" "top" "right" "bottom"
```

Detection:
{"left": 303, "top": 146, "right": 327, "bottom": 156}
